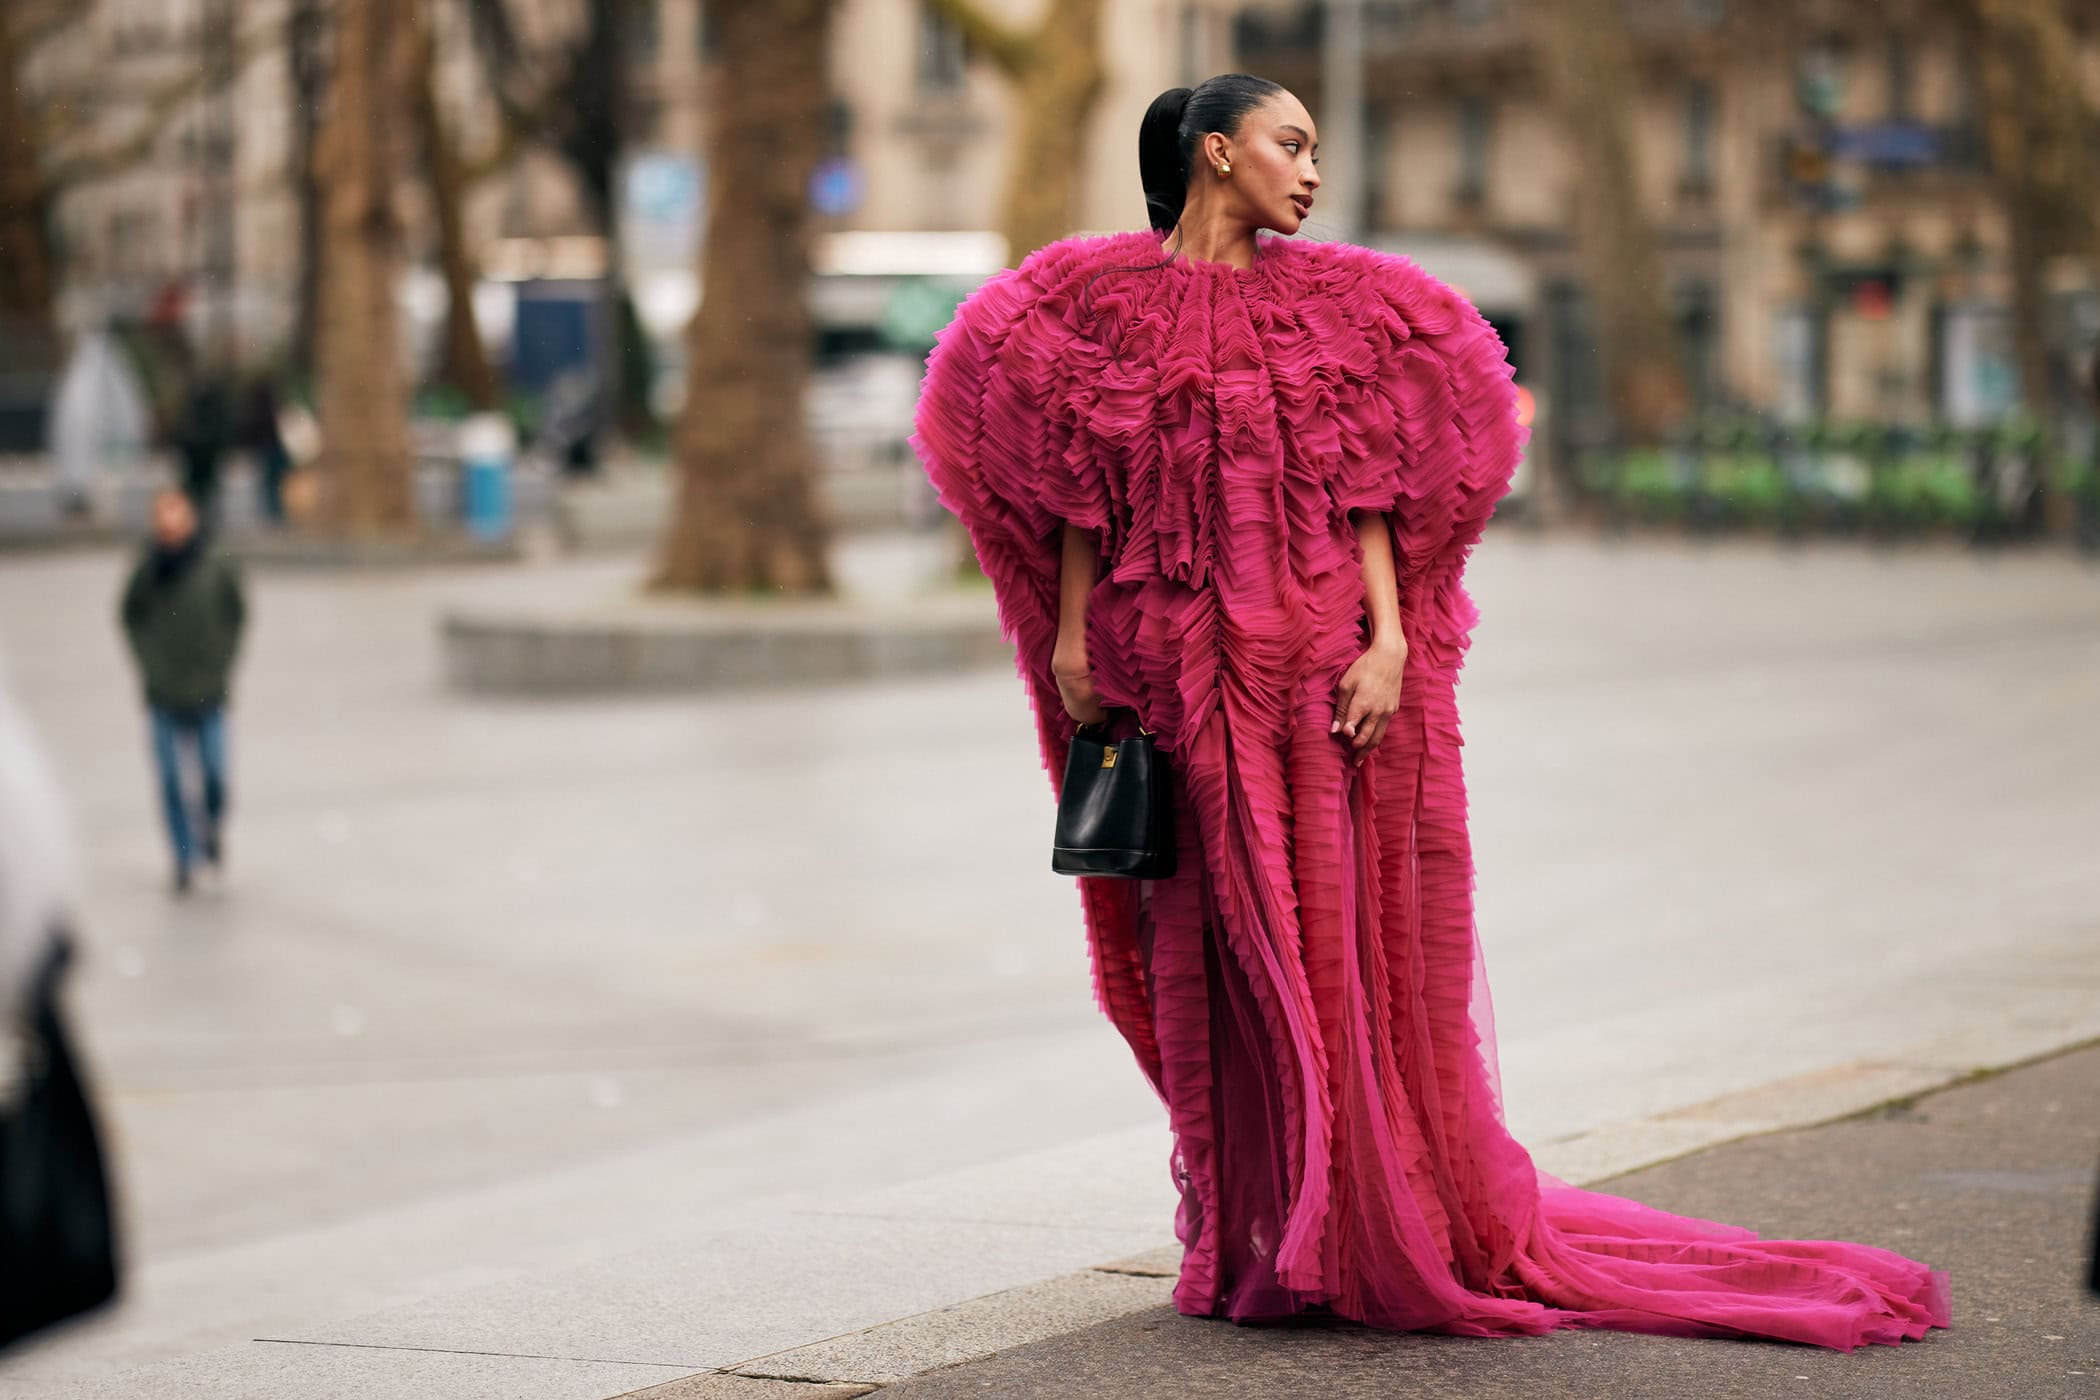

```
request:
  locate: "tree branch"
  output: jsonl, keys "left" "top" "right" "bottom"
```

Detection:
{"left": 459, "top": 0, "right": 606, "bottom": 187}
{"left": 462, "top": 0, "right": 561, "bottom": 139}
{"left": 39, "top": 18, "right": 273, "bottom": 193}
{"left": 458, "top": 124, "right": 528, "bottom": 185}
{"left": 921, "top": 0, "right": 1034, "bottom": 77}
{"left": 7, "top": 0, "right": 87, "bottom": 46}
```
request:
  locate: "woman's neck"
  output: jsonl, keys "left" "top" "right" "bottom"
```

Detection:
{"left": 1166, "top": 210, "right": 1258, "bottom": 270}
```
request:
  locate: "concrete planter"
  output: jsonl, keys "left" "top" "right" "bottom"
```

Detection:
{"left": 441, "top": 587, "right": 1008, "bottom": 696}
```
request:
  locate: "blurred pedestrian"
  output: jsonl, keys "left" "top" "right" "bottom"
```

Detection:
{"left": 535, "top": 369, "right": 602, "bottom": 477}
{"left": 46, "top": 325, "right": 150, "bottom": 519}
{"left": 119, "top": 488, "right": 247, "bottom": 894}
{"left": 173, "top": 376, "right": 233, "bottom": 524}
{"left": 0, "top": 654, "right": 121, "bottom": 1347}
{"left": 241, "top": 377, "right": 292, "bottom": 526}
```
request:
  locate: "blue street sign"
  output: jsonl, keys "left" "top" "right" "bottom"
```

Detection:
{"left": 809, "top": 156, "right": 864, "bottom": 217}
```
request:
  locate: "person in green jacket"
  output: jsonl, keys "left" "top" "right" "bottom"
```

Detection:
{"left": 119, "top": 488, "right": 246, "bottom": 894}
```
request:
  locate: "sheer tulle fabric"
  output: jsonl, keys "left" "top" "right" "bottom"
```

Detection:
{"left": 910, "top": 229, "right": 1950, "bottom": 1350}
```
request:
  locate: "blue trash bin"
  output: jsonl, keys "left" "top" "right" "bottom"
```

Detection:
{"left": 459, "top": 414, "right": 515, "bottom": 541}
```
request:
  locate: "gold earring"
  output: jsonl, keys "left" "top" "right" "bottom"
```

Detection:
{"left": 1218, "top": 161, "right": 1231, "bottom": 176}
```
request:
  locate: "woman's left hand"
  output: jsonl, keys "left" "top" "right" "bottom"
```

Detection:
{"left": 1332, "top": 637, "right": 1406, "bottom": 766}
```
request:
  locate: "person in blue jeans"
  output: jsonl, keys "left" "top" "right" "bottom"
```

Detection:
{"left": 119, "top": 488, "right": 246, "bottom": 894}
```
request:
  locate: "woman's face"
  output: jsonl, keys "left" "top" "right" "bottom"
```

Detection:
{"left": 1205, "top": 91, "right": 1321, "bottom": 234}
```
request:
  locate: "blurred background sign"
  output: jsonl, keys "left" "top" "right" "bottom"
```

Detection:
{"left": 622, "top": 152, "right": 706, "bottom": 272}
{"left": 877, "top": 278, "right": 969, "bottom": 352}
{"left": 809, "top": 155, "right": 866, "bottom": 218}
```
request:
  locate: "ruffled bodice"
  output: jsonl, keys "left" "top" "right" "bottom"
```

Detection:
{"left": 910, "top": 228, "right": 1521, "bottom": 758}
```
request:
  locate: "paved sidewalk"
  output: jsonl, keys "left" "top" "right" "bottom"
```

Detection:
{"left": 6, "top": 537, "right": 2098, "bottom": 1397}
{"left": 805, "top": 1043, "right": 2100, "bottom": 1400}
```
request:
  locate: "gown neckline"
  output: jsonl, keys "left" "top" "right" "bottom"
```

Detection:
{"left": 1152, "top": 229, "right": 1281, "bottom": 283}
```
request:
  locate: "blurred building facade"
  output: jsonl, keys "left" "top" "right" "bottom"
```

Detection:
{"left": 19, "top": 0, "right": 2097, "bottom": 458}
{"left": 829, "top": 0, "right": 2097, "bottom": 468}
{"left": 31, "top": 0, "right": 301, "bottom": 359}
{"left": 1228, "top": 0, "right": 2098, "bottom": 473}
{"left": 26, "top": 0, "right": 642, "bottom": 373}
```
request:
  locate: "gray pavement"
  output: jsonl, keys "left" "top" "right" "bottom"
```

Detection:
{"left": 869, "top": 1042, "right": 2100, "bottom": 1400}
{"left": 0, "top": 533, "right": 2095, "bottom": 1396}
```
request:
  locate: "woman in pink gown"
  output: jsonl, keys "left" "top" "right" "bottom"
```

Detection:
{"left": 909, "top": 74, "right": 1951, "bottom": 1351}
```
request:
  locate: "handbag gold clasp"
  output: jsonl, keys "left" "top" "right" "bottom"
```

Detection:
{"left": 1101, "top": 746, "right": 1118, "bottom": 768}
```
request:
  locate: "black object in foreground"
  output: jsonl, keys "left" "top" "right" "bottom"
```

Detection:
{"left": 1, "top": 933, "right": 120, "bottom": 1350}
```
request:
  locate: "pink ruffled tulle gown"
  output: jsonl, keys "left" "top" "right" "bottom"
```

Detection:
{"left": 909, "top": 227, "right": 1951, "bottom": 1350}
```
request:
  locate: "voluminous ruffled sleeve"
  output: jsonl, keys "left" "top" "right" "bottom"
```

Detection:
{"left": 1315, "top": 248, "right": 1526, "bottom": 673}
{"left": 1328, "top": 253, "right": 1523, "bottom": 566}
{"left": 909, "top": 244, "right": 1164, "bottom": 1101}
{"left": 908, "top": 250, "right": 1118, "bottom": 728}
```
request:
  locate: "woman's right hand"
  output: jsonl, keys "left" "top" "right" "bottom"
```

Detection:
{"left": 1052, "top": 644, "right": 1107, "bottom": 725}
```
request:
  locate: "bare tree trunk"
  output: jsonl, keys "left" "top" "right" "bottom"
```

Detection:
{"left": 650, "top": 0, "right": 834, "bottom": 594}
{"left": 0, "top": 11, "right": 57, "bottom": 343}
{"left": 311, "top": 0, "right": 416, "bottom": 536}
{"left": 1528, "top": 0, "right": 1688, "bottom": 443}
{"left": 1961, "top": 0, "right": 2097, "bottom": 535}
{"left": 406, "top": 0, "right": 500, "bottom": 411}
{"left": 925, "top": 0, "right": 1107, "bottom": 263}
{"left": 288, "top": 0, "right": 329, "bottom": 383}
{"left": 2002, "top": 179, "right": 2054, "bottom": 477}
{"left": 994, "top": 0, "right": 1106, "bottom": 260}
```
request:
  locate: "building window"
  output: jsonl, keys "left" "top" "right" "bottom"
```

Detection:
{"left": 1545, "top": 279, "right": 1607, "bottom": 449}
{"left": 1178, "top": 5, "right": 1205, "bottom": 86}
{"left": 1676, "top": 280, "right": 1720, "bottom": 411}
{"left": 628, "top": 94, "right": 664, "bottom": 145}
{"left": 110, "top": 204, "right": 161, "bottom": 281}
{"left": 825, "top": 98, "right": 855, "bottom": 156}
{"left": 1884, "top": 34, "right": 1912, "bottom": 120}
{"left": 1456, "top": 95, "right": 1493, "bottom": 209}
{"left": 1230, "top": 5, "right": 1321, "bottom": 58}
{"left": 1935, "top": 301, "right": 2019, "bottom": 425}
{"left": 1795, "top": 40, "right": 1846, "bottom": 120}
{"left": 1365, "top": 107, "right": 1393, "bottom": 229}
{"left": 1683, "top": 79, "right": 1715, "bottom": 197}
{"left": 918, "top": 6, "right": 967, "bottom": 94}
{"left": 111, "top": 0, "right": 175, "bottom": 56}
{"left": 1365, "top": 1, "right": 1419, "bottom": 45}
{"left": 1773, "top": 303, "right": 1826, "bottom": 423}
{"left": 626, "top": 0, "right": 660, "bottom": 63}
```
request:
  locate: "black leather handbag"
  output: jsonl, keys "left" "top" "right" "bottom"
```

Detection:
{"left": 2, "top": 933, "right": 121, "bottom": 1348}
{"left": 1052, "top": 708, "right": 1176, "bottom": 879}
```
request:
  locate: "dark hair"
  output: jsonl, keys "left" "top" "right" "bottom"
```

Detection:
{"left": 1138, "top": 74, "right": 1284, "bottom": 234}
